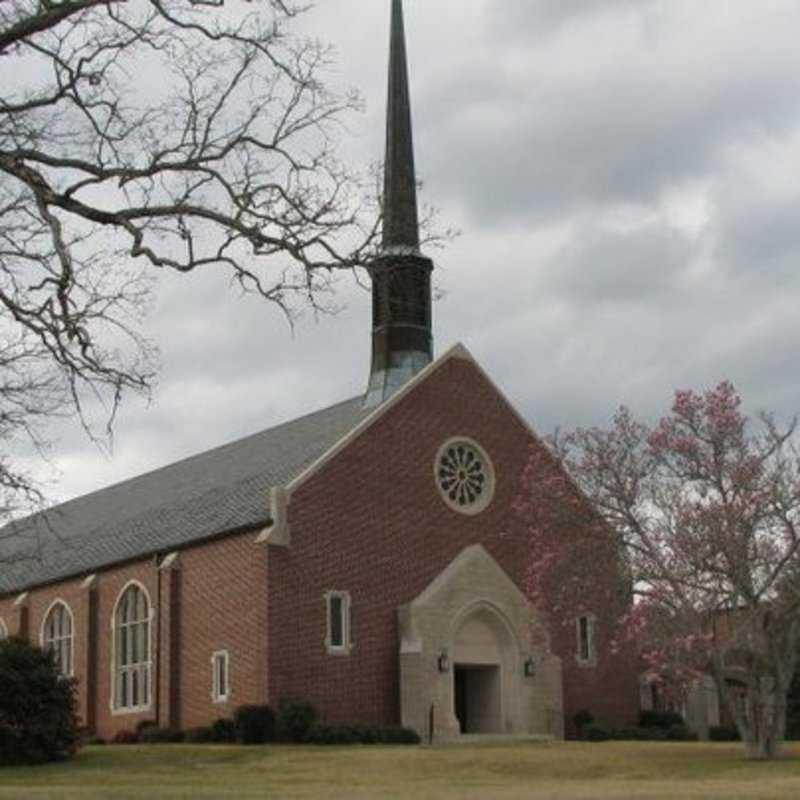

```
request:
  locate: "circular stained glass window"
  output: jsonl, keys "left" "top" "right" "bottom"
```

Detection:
{"left": 434, "top": 438, "right": 495, "bottom": 515}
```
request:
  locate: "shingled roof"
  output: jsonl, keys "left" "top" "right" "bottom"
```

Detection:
{"left": 0, "top": 396, "right": 369, "bottom": 596}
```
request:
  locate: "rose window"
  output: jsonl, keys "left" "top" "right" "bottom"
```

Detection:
{"left": 435, "top": 439, "right": 494, "bottom": 514}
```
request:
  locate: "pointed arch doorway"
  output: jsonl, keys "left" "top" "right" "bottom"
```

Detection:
{"left": 398, "top": 544, "right": 564, "bottom": 742}
{"left": 452, "top": 606, "right": 507, "bottom": 733}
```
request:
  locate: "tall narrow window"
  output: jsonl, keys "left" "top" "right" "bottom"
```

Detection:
{"left": 211, "top": 650, "right": 230, "bottom": 703}
{"left": 113, "top": 583, "right": 151, "bottom": 711}
{"left": 325, "top": 591, "right": 352, "bottom": 654}
{"left": 42, "top": 601, "right": 74, "bottom": 677}
{"left": 576, "top": 615, "right": 596, "bottom": 665}
{"left": 0, "top": 618, "right": 7, "bottom": 640}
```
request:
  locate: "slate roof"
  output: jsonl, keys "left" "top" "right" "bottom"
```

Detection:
{"left": 0, "top": 396, "right": 369, "bottom": 596}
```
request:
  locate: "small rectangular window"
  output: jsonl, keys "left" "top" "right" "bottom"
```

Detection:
{"left": 577, "top": 615, "right": 595, "bottom": 665}
{"left": 212, "top": 651, "right": 230, "bottom": 702}
{"left": 579, "top": 617, "right": 590, "bottom": 660}
{"left": 330, "top": 596, "right": 344, "bottom": 648}
{"left": 325, "top": 591, "right": 351, "bottom": 654}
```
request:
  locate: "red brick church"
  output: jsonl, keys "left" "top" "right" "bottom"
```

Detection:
{"left": 0, "top": 1, "right": 639, "bottom": 741}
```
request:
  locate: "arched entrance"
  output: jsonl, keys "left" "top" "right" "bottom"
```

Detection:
{"left": 452, "top": 606, "right": 512, "bottom": 734}
{"left": 397, "top": 544, "right": 564, "bottom": 742}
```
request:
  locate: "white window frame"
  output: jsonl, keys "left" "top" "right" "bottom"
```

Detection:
{"left": 40, "top": 599, "right": 75, "bottom": 678}
{"left": 324, "top": 590, "right": 352, "bottom": 655}
{"left": 211, "top": 650, "right": 230, "bottom": 703}
{"left": 110, "top": 580, "right": 153, "bottom": 715}
{"left": 0, "top": 617, "right": 7, "bottom": 640}
{"left": 576, "top": 614, "right": 597, "bottom": 667}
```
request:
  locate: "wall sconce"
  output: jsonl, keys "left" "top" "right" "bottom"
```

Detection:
{"left": 437, "top": 649, "right": 450, "bottom": 673}
{"left": 523, "top": 657, "right": 536, "bottom": 678}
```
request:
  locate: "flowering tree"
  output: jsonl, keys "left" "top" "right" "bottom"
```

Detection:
{"left": 520, "top": 382, "right": 800, "bottom": 759}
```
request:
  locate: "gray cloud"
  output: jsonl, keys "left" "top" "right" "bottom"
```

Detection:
{"left": 420, "top": 2, "right": 800, "bottom": 228}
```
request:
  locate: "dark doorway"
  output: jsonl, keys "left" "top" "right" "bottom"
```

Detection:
{"left": 454, "top": 664, "right": 501, "bottom": 734}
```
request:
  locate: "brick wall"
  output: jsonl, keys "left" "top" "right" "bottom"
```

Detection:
{"left": 176, "top": 532, "right": 268, "bottom": 729}
{"left": 267, "top": 354, "right": 640, "bottom": 731}
{"left": 0, "top": 529, "right": 267, "bottom": 739}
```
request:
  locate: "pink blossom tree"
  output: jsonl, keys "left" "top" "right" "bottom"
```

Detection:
{"left": 519, "top": 381, "right": 800, "bottom": 759}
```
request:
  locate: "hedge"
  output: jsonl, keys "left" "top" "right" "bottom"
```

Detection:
{"left": 0, "top": 637, "right": 79, "bottom": 766}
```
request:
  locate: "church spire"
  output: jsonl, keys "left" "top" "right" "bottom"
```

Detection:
{"left": 383, "top": 0, "right": 420, "bottom": 253}
{"left": 364, "top": 0, "right": 434, "bottom": 408}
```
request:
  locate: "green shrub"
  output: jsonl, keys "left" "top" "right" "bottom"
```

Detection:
{"left": 211, "top": 717, "right": 237, "bottom": 743}
{"left": 609, "top": 724, "right": 699, "bottom": 742}
{"left": 638, "top": 710, "right": 684, "bottom": 729}
{"left": 666, "top": 723, "right": 697, "bottom": 741}
{"left": 572, "top": 708, "right": 594, "bottom": 736}
{"left": 86, "top": 736, "right": 107, "bottom": 746}
{"left": 184, "top": 726, "right": 215, "bottom": 743}
{"left": 138, "top": 726, "right": 184, "bottom": 744}
{"left": 306, "top": 724, "right": 420, "bottom": 745}
{"left": 0, "top": 637, "right": 79, "bottom": 766}
{"left": 111, "top": 730, "right": 138, "bottom": 745}
{"left": 135, "top": 719, "right": 157, "bottom": 735}
{"left": 709, "top": 725, "right": 740, "bottom": 741}
{"left": 610, "top": 727, "right": 648, "bottom": 741}
{"left": 234, "top": 704, "right": 276, "bottom": 744}
{"left": 583, "top": 724, "right": 611, "bottom": 742}
{"left": 380, "top": 726, "right": 420, "bottom": 745}
{"left": 277, "top": 698, "right": 317, "bottom": 743}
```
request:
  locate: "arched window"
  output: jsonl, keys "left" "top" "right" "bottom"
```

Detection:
{"left": 0, "top": 618, "right": 7, "bottom": 640}
{"left": 112, "top": 583, "right": 151, "bottom": 711}
{"left": 41, "top": 601, "right": 74, "bottom": 676}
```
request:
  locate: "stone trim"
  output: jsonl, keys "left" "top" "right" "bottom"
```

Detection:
{"left": 81, "top": 574, "right": 98, "bottom": 591}
{"left": 255, "top": 487, "right": 290, "bottom": 546}
{"left": 159, "top": 552, "right": 180, "bottom": 571}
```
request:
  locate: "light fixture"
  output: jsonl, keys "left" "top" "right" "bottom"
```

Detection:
{"left": 437, "top": 649, "right": 450, "bottom": 673}
{"left": 524, "top": 657, "right": 536, "bottom": 678}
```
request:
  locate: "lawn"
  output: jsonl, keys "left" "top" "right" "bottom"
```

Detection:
{"left": 1, "top": 741, "right": 800, "bottom": 800}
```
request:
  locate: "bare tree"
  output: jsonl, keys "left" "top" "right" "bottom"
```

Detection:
{"left": 1, "top": 0, "right": 381, "bottom": 518}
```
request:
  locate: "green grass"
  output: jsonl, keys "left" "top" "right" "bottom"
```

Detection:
{"left": 1, "top": 741, "right": 800, "bottom": 799}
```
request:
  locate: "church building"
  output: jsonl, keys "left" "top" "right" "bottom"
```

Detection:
{"left": 0, "top": 1, "right": 639, "bottom": 741}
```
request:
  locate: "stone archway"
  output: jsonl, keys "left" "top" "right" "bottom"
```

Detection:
{"left": 397, "top": 544, "right": 563, "bottom": 742}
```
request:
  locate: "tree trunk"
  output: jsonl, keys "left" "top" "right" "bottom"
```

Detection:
{"left": 740, "top": 677, "right": 785, "bottom": 760}
{"left": 712, "top": 661, "right": 786, "bottom": 761}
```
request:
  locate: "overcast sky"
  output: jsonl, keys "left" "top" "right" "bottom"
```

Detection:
{"left": 30, "top": 0, "right": 800, "bottom": 502}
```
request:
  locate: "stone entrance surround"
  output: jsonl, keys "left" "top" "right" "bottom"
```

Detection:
{"left": 398, "top": 544, "right": 563, "bottom": 742}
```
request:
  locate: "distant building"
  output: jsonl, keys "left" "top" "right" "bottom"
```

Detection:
{"left": 0, "top": 1, "right": 639, "bottom": 741}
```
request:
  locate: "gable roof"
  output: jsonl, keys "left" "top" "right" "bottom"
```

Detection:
{"left": 0, "top": 396, "right": 370, "bottom": 596}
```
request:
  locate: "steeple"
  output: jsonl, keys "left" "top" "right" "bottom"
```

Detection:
{"left": 364, "top": 0, "right": 434, "bottom": 408}
{"left": 383, "top": 0, "right": 420, "bottom": 253}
